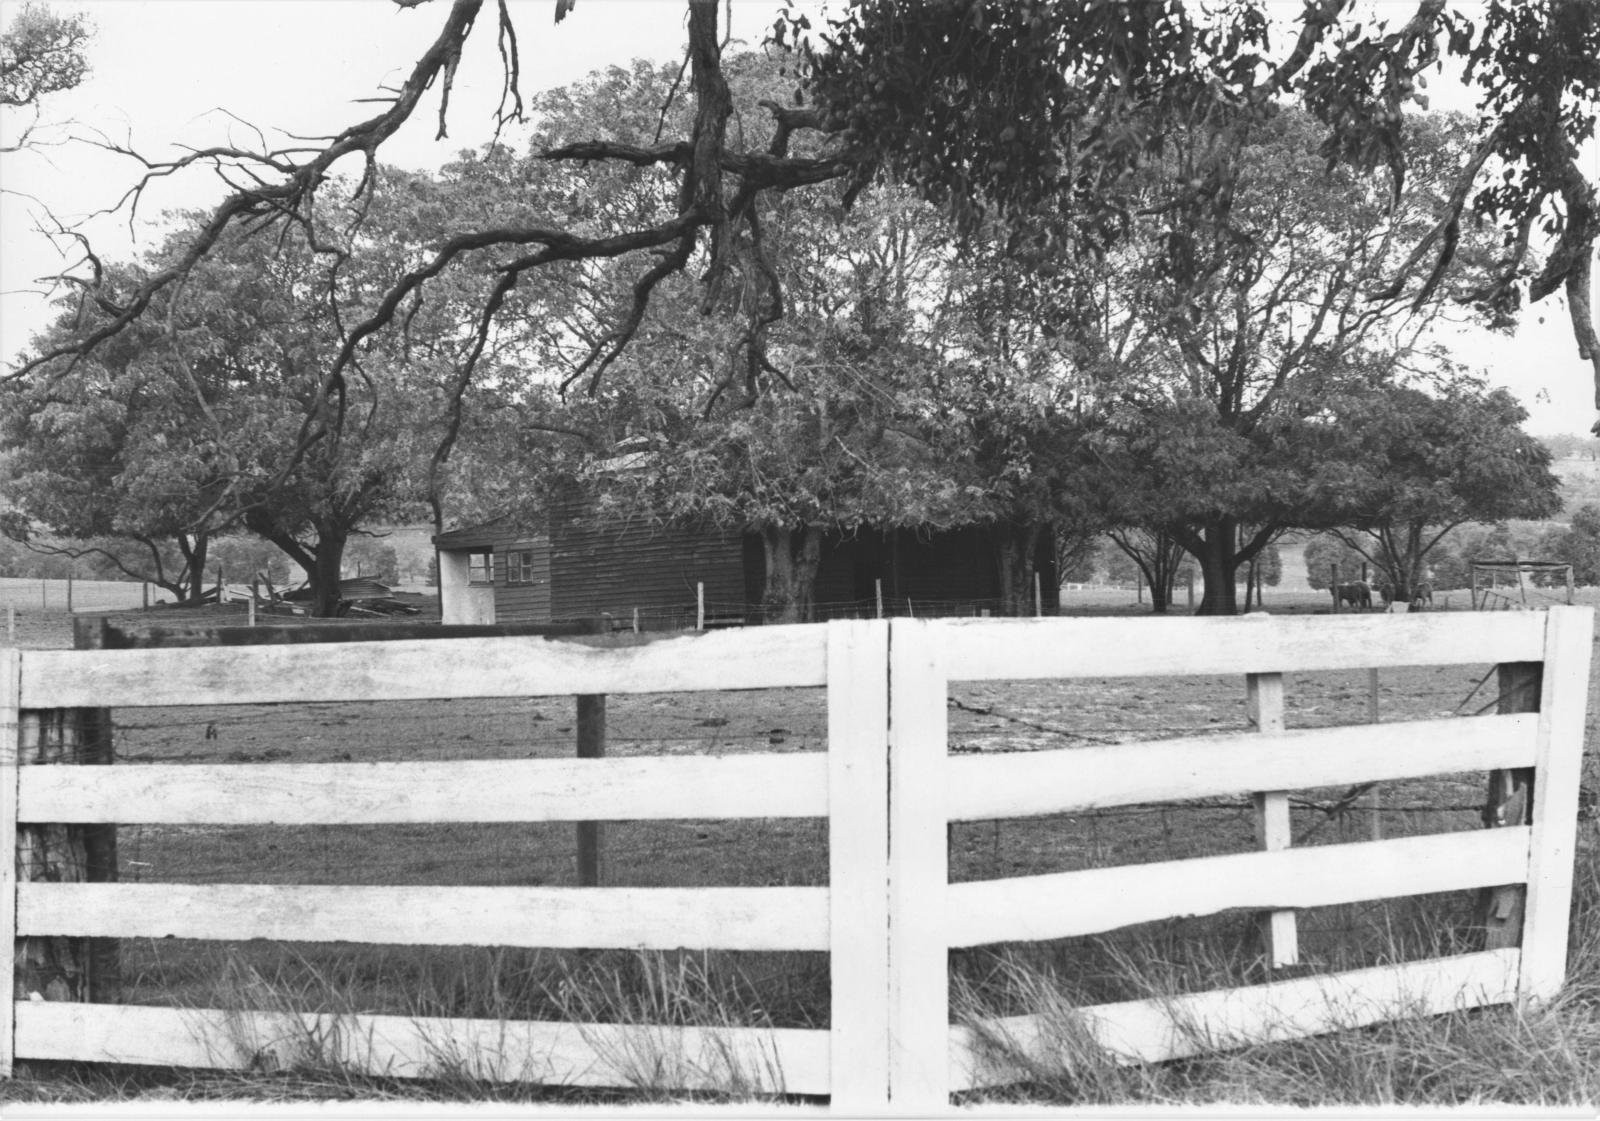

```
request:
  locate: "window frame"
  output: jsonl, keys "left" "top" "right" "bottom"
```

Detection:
{"left": 507, "top": 549, "right": 537, "bottom": 585}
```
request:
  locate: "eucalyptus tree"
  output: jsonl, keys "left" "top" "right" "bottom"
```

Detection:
{"left": 4, "top": 179, "right": 495, "bottom": 614}
{"left": 1322, "top": 381, "right": 1562, "bottom": 602}
{"left": 1060, "top": 110, "right": 1511, "bottom": 612}
{"left": 2, "top": 264, "right": 238, "bottom": 602}
{"left": 15, "top": 0, "right": 1597, "bottom": 476}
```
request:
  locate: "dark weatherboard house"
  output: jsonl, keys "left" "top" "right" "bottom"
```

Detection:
{"left": 433, "top": 504, "right": 1058, "bottom": 628}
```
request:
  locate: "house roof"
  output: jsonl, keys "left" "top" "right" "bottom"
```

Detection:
{"left": 433, "top": 515, "right": 548, "bottom": 550}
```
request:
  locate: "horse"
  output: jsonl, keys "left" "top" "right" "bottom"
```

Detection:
{"left": 1333, "top": 581, "right": 1372, "bottom": 609}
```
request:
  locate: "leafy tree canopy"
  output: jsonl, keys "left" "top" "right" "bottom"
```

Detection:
{"left": 10, "top": 0, "right": 1598, "bottom": 445}
{"left": 1318, "top": 379, "right": 1562, "bottom": 598}
{"left": 3, "top": 173, "right": 504, "bottom": 613}
{"left": 1, "top": 2, "right": 90, "bottom": 151}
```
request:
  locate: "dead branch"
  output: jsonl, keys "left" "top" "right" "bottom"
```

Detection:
{"left": 10, "top": 0, "right": 489, "bottom": 382}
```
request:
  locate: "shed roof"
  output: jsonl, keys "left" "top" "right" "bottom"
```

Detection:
{"left": 433, "top": 516, "right": 534, "bottom": 549}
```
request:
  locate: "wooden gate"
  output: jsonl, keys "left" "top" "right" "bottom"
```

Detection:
{"left": 3, "top": 608, "right": 1592, "bottom": 1111}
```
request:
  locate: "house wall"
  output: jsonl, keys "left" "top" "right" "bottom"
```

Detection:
{"left": 438, "top": 512, "right": 1058, "bottom": 626}
{"left": 437, "top": 549, "right": 497, "bottom": 625}
{"left": 493, "top": 538, "right": 552, "bottom": 622}
{"left": 893, "top": 527, "right": 1000, "bottom": 608}
{"left": 808, "top": 526, "right": 1059, "bottom": 618}
{"left": 435, "top": 520, "right": 548, "bottom": 626}
{"left": 549, "top": 515, "right": 746, "bottom": 627}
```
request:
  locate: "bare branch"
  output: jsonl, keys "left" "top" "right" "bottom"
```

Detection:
{"left": 11, "top": 0, "right": 488, "bottom": 381}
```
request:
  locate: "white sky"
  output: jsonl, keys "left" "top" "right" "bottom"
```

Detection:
{"left": 1, "top": 0, "right": 1597, "bottom": 433}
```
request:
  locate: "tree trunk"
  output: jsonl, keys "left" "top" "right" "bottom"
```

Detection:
{"left": 759, "top": 525, "right": 822, "bottom": 624}
{"left": 307, "top": 530, "right": 349, "bottom": 617}
{"left": 252, "top": 517, "right": 351, "bottom": 619}
{"left": 181, "top": 534, "right": 210, "bottom": 604}
{"left": 1108, "top": 529, "right": 1185, "bottom": 614}
{"left": 993, "top": 522, "right": 1041, "bottom": 616}
{"left": 1150, "top": 573, "right": 1172, "bottom": 614}
{"left": 1194, "top": 518, "right": 1241, "bottom": 616}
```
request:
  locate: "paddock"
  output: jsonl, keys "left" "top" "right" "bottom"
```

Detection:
{"left": 3, "top": 607, "right": 1592, "bottom": 1110}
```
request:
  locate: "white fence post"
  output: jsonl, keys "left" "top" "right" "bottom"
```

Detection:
{"left": 1247, "top": 671, "right": 1298, "bottom": 968}
{"left": 1519, "top": 605, "right": 1595, "bottom": 1001}
{"left": 887, "top": 618, "right": 949, "bottom": 1109}
{"left": 826, "top": 620, "right": 891, "bottom": 1111}
{"left": 1, "top": 647, "right": 18, "bottom": 1078}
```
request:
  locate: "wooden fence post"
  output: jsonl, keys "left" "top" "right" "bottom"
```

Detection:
{"left": 1330, "top": 563, "right": 1340, "bottom": 613}
{"left": 1480, "top": 658, "right": 1541, "bottom": 950}
{"left": 826, "top": 620, "right": 891, "bottom": 1111}
{"left": 696, "top": 582, "right": 705, "bottom": 631}
{"left": 74, "top": 618, "right": 120, "bottom": 999}
{"left": 887, "top": 618, "right": 949, "bottom": 1109}
{"left": 1518, "top": 606, "right": 1594, "bottom": 999}
{"left": 2, "top": 646, "right": 19, "bottom": 1077}
{"left": 15, "top": 619, "right": 121, "bottom": 1008}
{"left": 1247, "top": 671, "right": 1298, "bottom": 969}
{"left": 1368, "top": 669, "right": 1382, "bottom": 840}
{"left": 572, "top": 618, "right": 611, "bottom": 888}
{"left": 575, "top": 694, "right": 605, "bottom": 887}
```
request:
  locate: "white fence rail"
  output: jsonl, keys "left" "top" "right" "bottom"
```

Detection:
{"left": 2, "top": 608, "right": 1592, "bottom": 1112}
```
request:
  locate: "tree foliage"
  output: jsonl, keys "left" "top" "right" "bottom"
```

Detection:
{"left": 0, "top": 2, "right": 90, "bottom": 151}
{"left": 798, "top": 0, "right": 1600, "bottom": 392}
{"left": 1078, "top": 106, "right": 1509, "bottom": 612}
{"left": 1303, "top": 532, "right": 1380, "bottom": 592}
{"left": 1321, "top": 381, "right": 1561, "bottom": 598}
{"left": 11, "top": 0, "right": 1599, "bottom": 459}
{"left": 1544, "top": 503, "right": 1600, "bottom": 584}
{"left": 6, "top": 0, "right": 1597, "bottom": 623}
{"left": 1, "top": 267, "right": 233, "bottom": 601}
{"left": 2, "top": 180, "right": 491, "bottom": 613}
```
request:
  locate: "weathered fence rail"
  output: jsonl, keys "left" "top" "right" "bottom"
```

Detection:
{"left": 2, "top": 608, "right": 1592, "bottom": 1112}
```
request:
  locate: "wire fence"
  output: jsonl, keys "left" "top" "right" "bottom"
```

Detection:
{"left": 92, "top": 662, "right": 1554, "bottom": 1018}
{"left": 0, "top": 577, "right": 175, "bottom": 614}
{"left": 18, "top": 604, "right": 1590, "bottom": 1028}
{"left": 99, "top": 661, "right": 1573, "bottom": 889}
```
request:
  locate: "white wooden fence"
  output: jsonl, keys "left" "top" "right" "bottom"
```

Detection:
{"left": 1, "top": 607, "right": 1592, "bottom": 1111}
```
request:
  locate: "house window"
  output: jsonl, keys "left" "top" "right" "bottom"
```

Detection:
{"left": 467, "top": 550, "right": 494, "bottom": 586}
{"left": 507, "top": 549, "right": 537, "bottom": 585}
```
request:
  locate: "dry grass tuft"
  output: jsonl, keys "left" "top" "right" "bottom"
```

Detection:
{"left": 956, "top": 840, "right": 1600, "bottom": 1107}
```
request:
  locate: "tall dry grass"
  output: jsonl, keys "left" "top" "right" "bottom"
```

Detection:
{"left": 6, "top": 849, "right": 1597, "bottom": 1106}
{"left": 956, "top": 835, "right": 1600, "bottom": 1107}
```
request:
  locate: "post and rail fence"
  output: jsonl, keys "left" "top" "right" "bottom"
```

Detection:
{"left": 1, "top": 607, "right": 1592, "bottom": 1111}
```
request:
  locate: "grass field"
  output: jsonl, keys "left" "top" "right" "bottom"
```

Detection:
{"left": 5, "top": 596, "right": 1600, "bottom": 1106}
